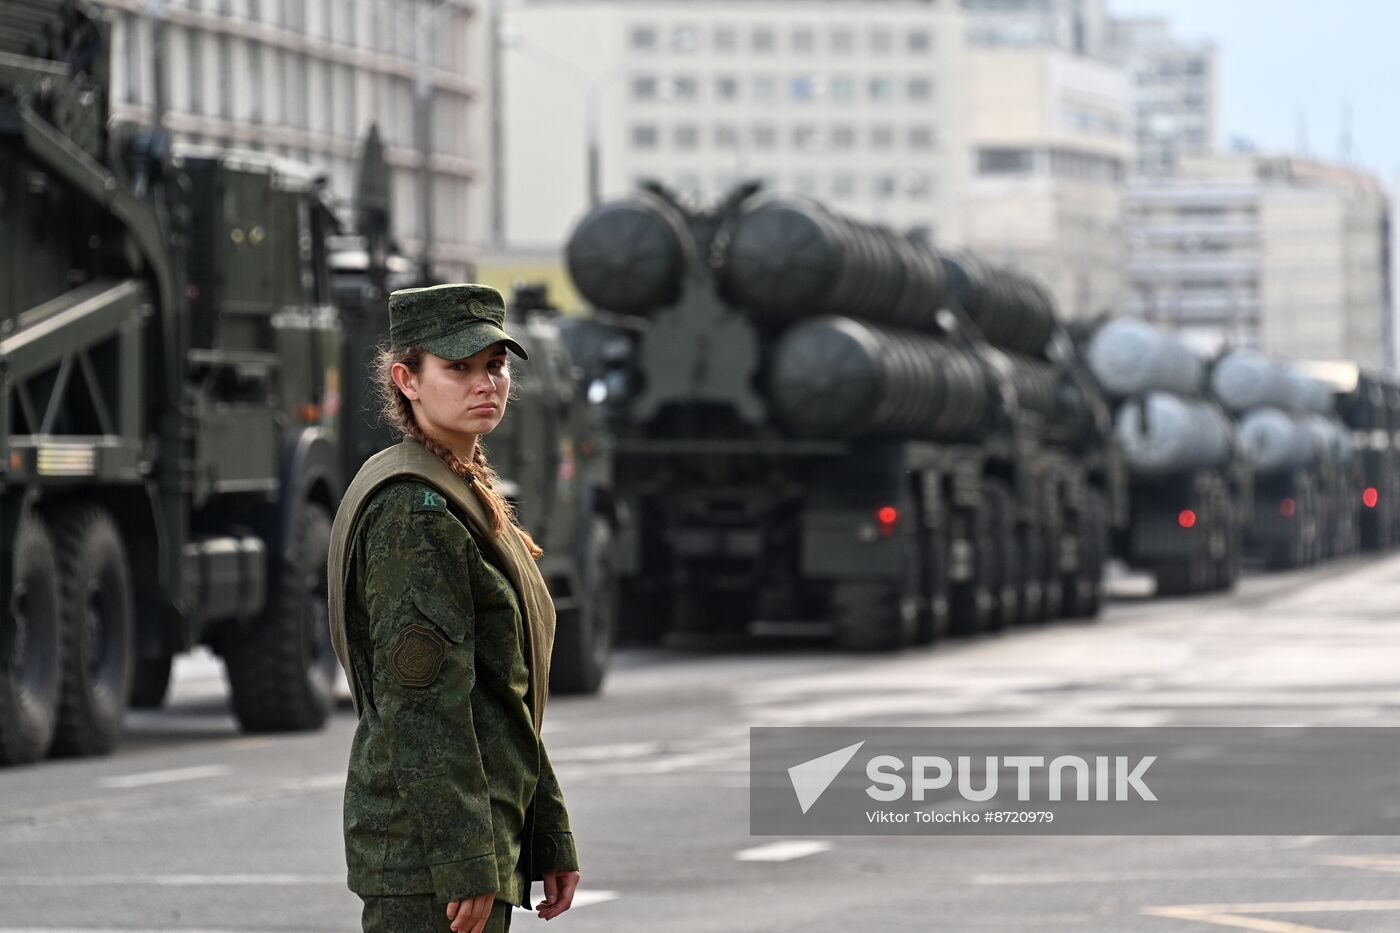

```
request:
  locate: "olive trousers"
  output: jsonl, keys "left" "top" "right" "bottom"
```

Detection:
{"left": 361, "top": 895, "right": 513, "bottom": 932}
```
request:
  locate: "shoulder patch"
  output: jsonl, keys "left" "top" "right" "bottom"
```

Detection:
{"left": 388, "top": 623, "right": 449, "bottom": 687}
{"left": 411, "top": 487, "right": 448, "bottom": 514}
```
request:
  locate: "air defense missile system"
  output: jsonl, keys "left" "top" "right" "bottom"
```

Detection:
{"left": 565, "top": 183, "right": 1123, "bottom": 650}
{"left": 1211, "top": 351, "right": 1358, "bottom": 568}
{"left": 1079, "top": 320, "right": 1248, "bottom": 595}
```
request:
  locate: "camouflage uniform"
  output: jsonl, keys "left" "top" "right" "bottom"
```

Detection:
{"left": 341, "top": 477, "right": 579, "bottom": 923}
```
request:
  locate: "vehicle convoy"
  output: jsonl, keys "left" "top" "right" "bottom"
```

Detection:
{"left": 564, "top": 183, "right": 1124, "bottom": 650}
{"left": 1078, "top": 320, "right": 1250, "bottom": 595}
{"left": 1210, "top": 350, "right": 1358, "bottom": 568}
{"left": 0, "top": 2, "right": 615, "bottom": 767}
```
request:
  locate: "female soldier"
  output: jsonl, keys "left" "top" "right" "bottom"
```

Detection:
{"left": 327, "top": 284, "right": 581, "bottom": 933}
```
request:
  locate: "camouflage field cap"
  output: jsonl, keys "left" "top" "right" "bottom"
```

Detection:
{"left": 388, "top": 283, "right": 528, "bottom": 361}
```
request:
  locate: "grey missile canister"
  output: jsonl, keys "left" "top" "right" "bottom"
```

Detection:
{"left": 769, "top": 316, "right": 988, "bottom": 441}
{"left": 1086, "top": 319, "right": 1204, "bottom": 399}
{"left": 942, "top": 253, "right": 1058, "bottom": 358}
{"left": 1211, "top": 349, "right": 1293, "bottom": 413}
{"left": 1285, "top": 372, "right": 1335, "bottom": 415}
{"left": 1115, "top": 392, "right": 1234, "bottom": 475}
{"left": 719, "top": 194, "right": 947, "bottom": 333}
{"left": 566, "top": 190, "right": 689, "bottom": 316}
{"left": 1239, "top": 408, "right": 1318, "bottom": 473}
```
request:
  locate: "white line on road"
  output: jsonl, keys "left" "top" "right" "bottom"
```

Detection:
{"left": 735, "top": 840, "right": 833, "bottom": 862}
{"left": 0, "top": 873, "right": 343, "bottom": 887}
{"left": 97, "top": 765, "right": 231, "bottom": 789}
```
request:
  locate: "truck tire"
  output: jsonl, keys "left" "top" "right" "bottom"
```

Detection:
{"left": 129, "top": 655, "right": 173, "bottom": 709}
{"left": 914, "top": 524, "right": 951, "bottom": 646}
{"left": 1016, "top": 525, "right": 1047, "bottom": 625}
{"left": 1062, "top": 491, "right": 1106, "bottom": 618}
{"left": 51, "top": 507, "right": 134, "bottom": 757}
{"left": 832, "top": 578, "right": 917, "bottom": 652}
{"left": 551, "top": 517, "right": 616, "bottom": 695}
{"left": 0, "top": 513, "right": 63, "bottom": 766}
{"left": 1039, "top": 525, "right": 1064, "bottom": 621}
{"left": 226, "top": 503, "right": 336, "bottom": 733}
{"left": 983, "top": 481, "right": 1020, "bottom": 630}
{"left": 949, "top": 507, "right": 994, "bottom": 636}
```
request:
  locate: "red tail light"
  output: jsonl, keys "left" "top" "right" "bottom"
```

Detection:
{"left": 1363, "top": 487, "right": 1380, "bottom": 509}
{"left": 1280, "top": 498, "right": 1296, "bottom": 518}
{"left": 1177, "top": 509, "right": 1197, "bottom": 529}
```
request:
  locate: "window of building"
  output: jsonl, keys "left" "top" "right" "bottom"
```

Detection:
{"left": 830, "top": 124, "right": 855, "bottom": 150}
{"left": 792, "top": 27, "right": 815, "bottom": 53}
{"left": 752, "top": 124, "right": 777, "bottom": 149}
{"left": 909, "top": 125, "right": 936, "bottom": 150}
{"left": 832, "top": 173, "right": 855, "bottom": 199}
{"left": 831, "top": 76, "right": 856, "bottom": 102}
{"left": 217, "top": 34, "right": 233, "bottom": 119}
{"left": 629, "top": 26, "right": 657, "bottom": 51}
{"left": 874, "top": 174, "right": 897, "bottom": 198}
{"left": 908, "top": 77, "right": 932, "bottom": 100}
{"left": 978, "top": 147, "right": 1034, "bottom": 175}
{"left": 795, "top": 174, "right": 818, "bottom": 196}
{"left": 753, "top": 75, "right": 778, "bottom": 101}
{"left": 908, "top": 30, "right": 932, "bottom": 52}
{"left": 1049, "top": 148, "right": 1123, "bottom": 182}
{"left": 631, "top": 124, "right": 658, "bottom": 148}
{"left": 869, "top": 28, "right": 892, "bottom": 54}
{"left": 338, "top": 64, "right": 356, "bottom": 137}
{"left": 790, "top": 75, "right": 818, "bottom": 102}
{"left": 868, "top": 77, "right": 894, "bottom": 102}
{"left": 714, "top": 124, "right": 740, "bottom": 148}
{"left": 715, "top": 76, "right": 739, "bottom": 100}
{"left": 871, "top": 125, "right": 894, "bottom": 150}
{"left": 907, "top": 172, "right": 933, "bottom": 198}
{"left": 672, "top": 26, "right": 699, "bottom": 52}
{"left": 186, "top": 30, "right": 203, "bottom": 113}
{"left": 673, "top": 124, "right": 700, "bottom": 149}
{"left": 830, "top": 28, "right": 854, "bottom": 54}
{"left": 674, "top": 75, "right": 699, "bottom": 100}
{"left": 713, "top": 26, "right": 736, "bottom": 52}
{"left": 752, "top": 28, "right": 775, "bottom": 52}
{"left": 246, "top": 39, "right": 264, "bottom": 123}
{"left": 632, "top": 76, "right": 657, "bottom": 100}
{"left": 792, "top": 124, "right": 820, "bottom": 150}
{"left": 119, "top": 13, "right": 139, "bottom": 103}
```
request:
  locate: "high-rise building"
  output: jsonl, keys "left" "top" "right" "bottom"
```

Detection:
{"left": 101, "top": 0, "right": 486, "bottom": 276}
{"left": 963, "top": 0, "right": 1109, "bottom": 57}
{"left": 1124, "top": 154, "right": 1390, "bottom": 367}
{"left": 1107, "top": 17, "right": 1216, "bottom": 177}
{"left": 963, "top": 47, "right": 1131, "bottom": 317}
{"left": 500, "top": 0, "right": 968, "bottom": 251}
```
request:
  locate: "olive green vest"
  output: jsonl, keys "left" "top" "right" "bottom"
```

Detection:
{"left": 327, "top": 436, "right": 555, "bottom": 731}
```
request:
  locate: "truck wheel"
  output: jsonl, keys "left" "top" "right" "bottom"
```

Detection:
{"left": 50, "top": 507, "right": 134, "bottom": 757}
{"left": 914, "top": 525, "right": 951, "bottom": 646}
{"left": 983, "top": 482, "right": 1020, "bottom": 630}
{"left": 226, "top": 503, "right": 336, "bottom": 732}
{"left": 0, "top": 513, "right": 63, "bottom": 766}
{"left": 949, "top": 508, "right": 994, "bottom": 636}
{"left": 832, "top": 578, "right": 916, "bottom": 652}
{"left": 1063, "top": 492, "right": 1107, "bottom": 618}
{"left": 551, "top": 517, "right": 616, "bottom": 695}
{"left": 129, "top": 655, "right": 173, "bottom": 709}
{"left": 1016, "top": 526, "right": 1047, "bottom": 625}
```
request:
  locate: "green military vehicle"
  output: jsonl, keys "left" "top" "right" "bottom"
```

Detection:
{"left": 0, "top": 1, "right": 346, "bottom": 764}
{"left": 0, "top": 2, "right": 616, "bottom": 767}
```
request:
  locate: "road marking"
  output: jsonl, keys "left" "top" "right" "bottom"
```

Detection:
{"left": 974, "top": 869, "right": 1313, "bottom": 886}
{"left": 735, "top": 840, "right": 832, "bottom": 862}
{"left": 0, "top": 873, "right": 343, "bottom": 887}
{"left": 97, "top": 765, "right": 231, "bottom": 789}
{"left": 1322, "top": 854, "right": 1400, "bottom": 874}
{"left": 1142, "top": 900, "right": 1400, "bottom": 933}
{"left": 511, "top": 889, "right": 619, "bottom": 911}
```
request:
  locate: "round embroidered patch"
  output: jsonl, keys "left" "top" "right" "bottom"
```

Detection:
{"left": 388, "top": 623, "right": 449, "bottom": 687}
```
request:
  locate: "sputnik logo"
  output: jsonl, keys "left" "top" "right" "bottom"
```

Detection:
{"left": 787, "top": 741, "right": 865, "bottom": 814}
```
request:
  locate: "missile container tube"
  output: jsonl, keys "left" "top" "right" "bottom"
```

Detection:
{"left": 566, "top": 184, "right": 1124, "bottom": 653}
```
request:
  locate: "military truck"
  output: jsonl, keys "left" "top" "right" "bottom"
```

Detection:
{"left": 0, "top": 1, "right": 346, "bottom": 764}
{"left": 1078, "top": 320, "right": 1249, "bottom": 595}
{"left": 564, "top": 183, "right": 1123, "bottom": 650}
{"left": 1210, "top": 351, "right": 1358, "bottom": 568}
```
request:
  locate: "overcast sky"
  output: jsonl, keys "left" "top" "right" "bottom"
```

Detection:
{"left": 1106, "top": 0, "right": 1398, "bottom": 184}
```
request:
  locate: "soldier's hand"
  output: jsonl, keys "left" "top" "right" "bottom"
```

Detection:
{"left": 537, "top": 869, "right": 580, "bottom": 920}
{"left": 446, "top": 891, "right": 497, "bottom": 933}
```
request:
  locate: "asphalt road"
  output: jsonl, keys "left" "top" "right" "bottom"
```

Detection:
{"left": 3, "top": 555, "right": 1400, "bottom": 932}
